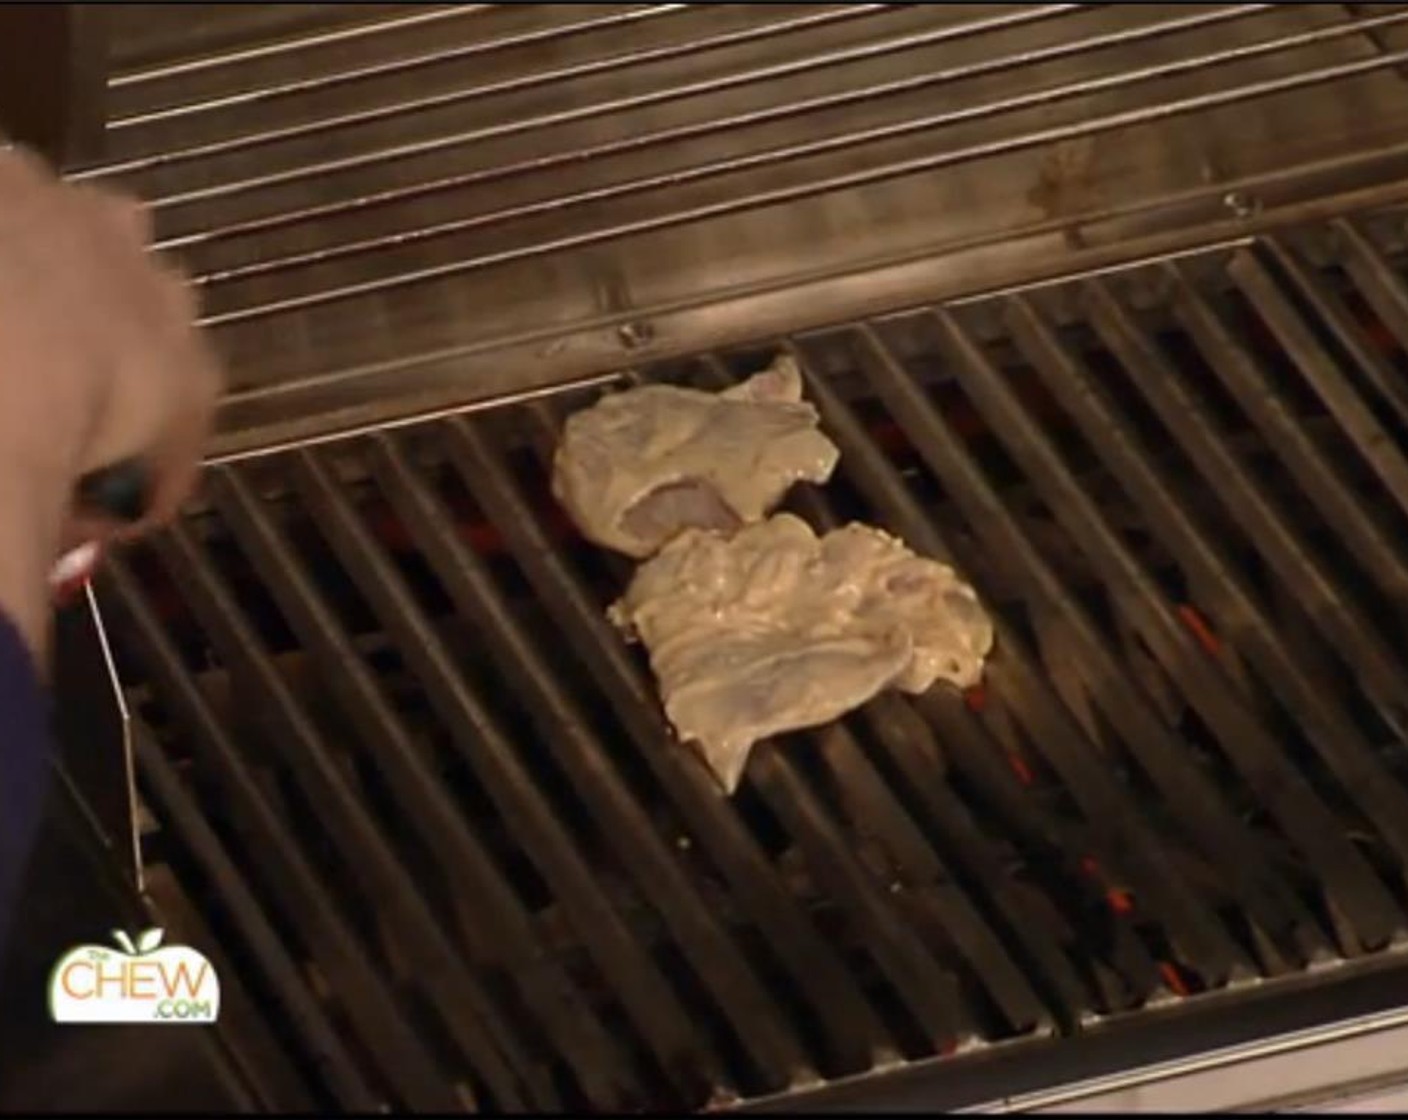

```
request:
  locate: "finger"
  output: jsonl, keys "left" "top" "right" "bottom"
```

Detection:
{"left": 72, "top": 257, "right": 219, "bottom": 481}
{"left": 58, "top": 511, "right": 121, "bottom": 555}
{"left": 137, "top": 336, "right": 223, "bottom": 529}
{"left": 84, "top": 352, "right": 218, "bottom": 535}
{"left": 0, "top": 145, "right": 56, "bottom": 189}
{"left": 134, "top": 427, "right": 209, "bottom": 534}
{"left": 0, "top": 150, "right": 63, "bottom": 238}
{"left": 89, "top": 187, "right": 155, "bottom": 253}
{"left": 154, "top": 259, "right": 202, "bottom": 333}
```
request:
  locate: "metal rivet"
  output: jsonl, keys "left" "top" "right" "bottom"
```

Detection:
{"left": 617, "top": 321, "right": 655, "bottom": 349}
{"left": 1223, "top": 191, "right": 1260, "bottom": 220}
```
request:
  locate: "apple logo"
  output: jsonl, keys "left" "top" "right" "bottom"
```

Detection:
{"left": 48, "top": 927, "right": 221, "bottom": 1024}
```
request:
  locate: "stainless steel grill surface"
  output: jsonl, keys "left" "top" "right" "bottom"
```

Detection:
{"left": 65, "top": 2, "right": 1408, "bottom": 1113}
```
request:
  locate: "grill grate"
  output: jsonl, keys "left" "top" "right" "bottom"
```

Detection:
{"left": 88, "top": 3, "right": 1408, "bottom": 455}
{"left": 98, "top": 209, "right": 1408, "bottom": 1111}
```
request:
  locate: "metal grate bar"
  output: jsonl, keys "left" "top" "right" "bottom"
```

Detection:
{"left": 147, "top": 3, "right": 1084, "bottom": 252}
{"left": 1229, "top": 251, "right": 1408, "bottom": 525}
{"left": 777, "top": 481, "right": 1118, "bottom": 1026}
{"left": 799, "top": 335, "right": 1261, "bottom": 1008}
{"left": 171, "top": 4, "right": 1262, "bottom": 272}
{"left": 1167, "top": 266, "right": 1408, "bottom": 615}
{"left": 455, "top": 402, "right": 975, "bottom": 1052}
{"left": 928, "top": 305, "right": 1403, "bottom": 946}
{"left": 790, "top": 715, "right": 1050, "bottom": 1036}
{"left": 693, "top": 355, "right": 1058, "bottom": 1032}
{"left": 149, "top": 520, "right": 540, "bottom": 1107}
{"left": 777, "top": 353, "right": 1313, "bottom": 968}
{"left": 144, "top": 3, "right": 1092, "bottom": 245}
{"left": 599, "top": 360, "right": 1137, "bottom": 1042}
{"left": 96, "top": 5, "right": 877, "bottom": 174}
{"left": 495, "top": 397, "right": 1022, "bottom": 1051}
{"left": 356, "top": 436, "right": 817, "bottom": 1090}
{"left": 204, "top": 466, "right": 666, "bottom": 1106}
{"left": 484, "top": 383, "right": 991, "bottom": 1053}
{"left": 442, "top": 414, "right": 893, "bottom": 1075}
{"left": 745, "top": 750, "right": 967, "bottom": 1049}
{"left": 190, "top": 31, "right": 1408, "bottom": 329}
{"left": 275, "top": 448, "right": 736, "bottom": 1098}
{"left": 98, "top": 559, "right": 472, "bottom": 1111}
{"left": 839, "top": 323, "right": 1298, "bottom": 973}
{"left": 1086, "top": 276, "right": 1408, "bottom": 749}
{"left": 111, "top": 6, "right": 477, "bottom": 88}
{"left": 841, "top": 346, "right": 1274, "bottom": 980}
{"left": 181, "top": 14, "right": 1408, "bottom": 328}
{"left": 1334, "top": 218, "right": 1408, "bottom": 364}
{"left": 1019, "top": 287, "right": 1408, "bottom": 879}
{"left": 1264, "top": 235, "right": 1408, "bottom": 434}
{"left": 110, "top": 5, "right": 682, "bottom": 124}
{"left": 130, "top": 721, "right": 379, "bottom": 1109}
{"left": 800, "top": 330, "right": 1336, "bottom": 968}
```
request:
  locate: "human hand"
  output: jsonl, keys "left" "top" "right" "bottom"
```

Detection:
{"left": 0, "top": 147, "right": 222, "bottom": 662}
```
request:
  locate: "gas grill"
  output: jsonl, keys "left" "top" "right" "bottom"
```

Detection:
{"left": 7, "top": 3, "right": 1408, "bottom": 1112}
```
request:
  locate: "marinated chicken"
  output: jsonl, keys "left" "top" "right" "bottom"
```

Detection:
{"left": 609, "top": 514, "right": 994, "bottom": 793}
{"left": 552, "top": 354, "right": 840, "bottom": 558}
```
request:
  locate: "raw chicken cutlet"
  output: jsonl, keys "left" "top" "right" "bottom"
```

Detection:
{"left": 609, "top": 514, "right": 995, "bottom": 793}
{"left": 552, "top": 354, "right": 840, "bottom": 558}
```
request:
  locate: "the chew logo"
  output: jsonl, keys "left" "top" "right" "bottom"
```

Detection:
{"left": 48, "top": 928, "right": 220, "bottom": 1024}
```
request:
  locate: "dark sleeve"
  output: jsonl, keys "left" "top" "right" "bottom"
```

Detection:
{"left": 0, "top": 612, "right": 49, "bottom": 961}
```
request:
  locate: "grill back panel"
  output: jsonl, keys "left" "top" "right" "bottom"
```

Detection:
{"left": 89, "top": 3, "right": 1408, "bottom": 457}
